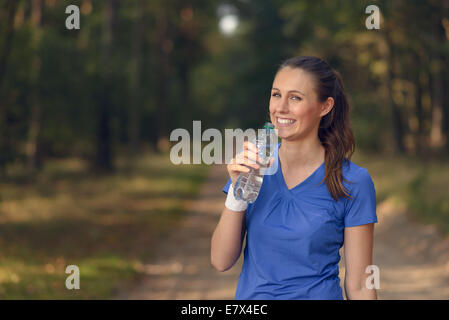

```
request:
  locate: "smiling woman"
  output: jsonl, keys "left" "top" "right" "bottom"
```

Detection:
{"left": 270, "top": 57, "right": 355, "bottom": 201}
{"left": 212, "top": 56, "right": 378, "bottom": 300}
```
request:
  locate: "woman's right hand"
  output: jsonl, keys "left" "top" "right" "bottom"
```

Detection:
{"left": 227, "top": 141, "right": 264, "bottom": 186}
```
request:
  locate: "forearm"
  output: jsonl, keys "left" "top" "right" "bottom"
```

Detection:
{"left": 344, "top": 224, "right": 377, "bottom": 300}
{"left": 344, "top": 282, "right": 377, "bottom": 300}
{"left": 211, "top": 207, "right": 246, "bottom": 272}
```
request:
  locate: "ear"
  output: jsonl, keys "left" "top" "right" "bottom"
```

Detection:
{"left": 320, "top": 97, "right": 334, "bottom": 117}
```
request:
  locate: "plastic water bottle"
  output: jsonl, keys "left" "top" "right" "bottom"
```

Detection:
{"left": 234, "top": 122, "right": 276, "bottom": 203}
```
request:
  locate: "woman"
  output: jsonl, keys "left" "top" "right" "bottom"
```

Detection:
{"left": 211, "top": 56, "right": 378, "bottom": 300}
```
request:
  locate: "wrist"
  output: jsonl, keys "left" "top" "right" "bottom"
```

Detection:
{"left": 225, "top": 183, "right": 248, "bottom": 212}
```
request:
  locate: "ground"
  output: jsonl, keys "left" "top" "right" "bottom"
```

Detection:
{"left": 114, "top": 164, "right": 449, "bottom": 300}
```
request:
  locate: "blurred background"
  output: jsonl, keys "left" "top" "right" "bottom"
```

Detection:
{"left": 0, "top": 0, "right": 448, "bottom": 299}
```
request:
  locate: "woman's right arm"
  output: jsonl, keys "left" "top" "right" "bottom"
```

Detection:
{"left": 210, "top": 141, "right": 261, "bottom": 272}
{"left": 210, "top": 207, "right": 247, "bottom": 272}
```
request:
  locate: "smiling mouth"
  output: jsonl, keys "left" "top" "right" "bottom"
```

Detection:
{"left": 276, "top": 117, "right": 297, "bottom": 125}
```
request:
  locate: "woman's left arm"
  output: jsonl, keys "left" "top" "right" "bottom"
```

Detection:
{"left": 343, "top": 223, "right": 377, "bottom": 300}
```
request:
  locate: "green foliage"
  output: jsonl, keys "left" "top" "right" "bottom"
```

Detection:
{"left": 0, "top": 0, "right": 448, "bottom": 299}
{"left": 0, "top": 152, "right": 208, "bottom": 299}
{"left": 406, "top": 168, "right": 449, "bottom": 236}
{"left": 1, "top": 0, "right": 448, "bottom": 168}
{"left": 355, "top": 150, "right": 449, "bottom": 237}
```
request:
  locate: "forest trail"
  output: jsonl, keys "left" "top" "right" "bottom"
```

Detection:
{"left": 114, "top": 164, "right": 449, "bottom": 300}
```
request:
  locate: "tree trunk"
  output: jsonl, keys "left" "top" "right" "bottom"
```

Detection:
{"left": 440, "top": 2, "right": 449, "bottom": 152}
{"left": 0, "top": 0, "right": 20, "bottom": 173}
{"left": 0, "top": 0, "right": 19, "bottom": 90}
{"left": 412, "top": 52, "right": 424, "bottom": 155}
{"left": 429, "top": 66, "right": 444, "bottom": 149}
{"left": 428, "top": 18, "right": 445, "bottom": 150}
{"left": 94, "top": 0, "right": 117, "bottom": 172}
{"left": 155, "top": 5, "right": 170, "bottom": 153}
{"left": 128, "top": 0, "right": 144, "bottom": 160}
{"left": 178, "top": 62, "right": 191, "bottom": 128}
{"left": 26, "top": 0, "right": 43, "bottom": 171}
{"left": 384, "top": 30, "right": 406, "bottom": 154}
{"left": 443, "top": 58, "right": 449, "bottom": 152}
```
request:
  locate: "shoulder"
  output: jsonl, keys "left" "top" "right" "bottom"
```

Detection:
{"left": 341, "top": 159, "right": 375, "bottom": 195}
{"left": 341, "top": 158, "right": 371, "bottom": 181}
{"left": 339, "top": 159, "right": 378, "bottom": 226}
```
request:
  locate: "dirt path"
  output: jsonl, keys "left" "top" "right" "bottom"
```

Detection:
{"left": 114, "top": 164, "right": 449, "bottom": 300}
{"left": 367, "top": 200, "right": 449, "bottom": 299}
{"left": 114, "top": 164, "right": 242, "bottom": 299}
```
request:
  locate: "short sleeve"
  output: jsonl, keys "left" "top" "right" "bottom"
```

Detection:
{"left": 222, "top": 177, "right": 232, "bottom": 195}
{"left": 344, "top": 167, "right": 378, "bottom": 227}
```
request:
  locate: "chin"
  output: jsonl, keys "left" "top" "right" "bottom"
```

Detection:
{"left": 276, "top": 131, "right": 294, "bottom": 140}
{"left": 277, "top": 127, "right": 302, "bottom": 141}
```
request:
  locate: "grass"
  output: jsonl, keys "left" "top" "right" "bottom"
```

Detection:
{"left": 0, "top": 152, "right": 208, "bottom": 299}
{"left": 352, "top": 150, "right": 449, "bottom": 237}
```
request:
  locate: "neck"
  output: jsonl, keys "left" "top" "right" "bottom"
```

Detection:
{"left": 279, "top": 135, "right": 325, "bottom": 170}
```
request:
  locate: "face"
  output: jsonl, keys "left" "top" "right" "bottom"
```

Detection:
{"left": 269, "top": 66, "right": 333, "bottom": 141}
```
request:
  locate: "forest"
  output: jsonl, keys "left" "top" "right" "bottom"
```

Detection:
{"left": 0, "top": 0, "right": 448, "bottom": 299}
{"left": 1, "top": 0, "right": 448, "bottom": 173}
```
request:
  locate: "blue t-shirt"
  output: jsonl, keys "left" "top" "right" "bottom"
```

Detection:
{"left": 222, "top": 142, "right": 378, "bottom": 300}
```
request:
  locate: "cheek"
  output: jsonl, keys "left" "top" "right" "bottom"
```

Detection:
{"left": 269, "top": 100, "right": 275, "bottom": 113}
{"left": 294, "top": 102, "right": 319, "bottom": 120}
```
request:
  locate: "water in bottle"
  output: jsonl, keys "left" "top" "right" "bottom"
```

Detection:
{"left": 234, "top": 122, "right": 276, "bottom": 203}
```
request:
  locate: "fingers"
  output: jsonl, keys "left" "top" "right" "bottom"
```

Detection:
{"left": 228, "top": 141, "right": 265, "bottom": 175}
{"left": 244, "top": 141, "right": 258, "bottom": 153}
{"left": 240, "top": 142, "right": 265, "bottom": 165}
{"left": 237, "top": 150, "right": 261, "bottom": 166}
{"left": 230, "top": 164, "right": 251, "bottom": 173}
{"left": 234, "top": 153, "right": 260, "bottom": 170}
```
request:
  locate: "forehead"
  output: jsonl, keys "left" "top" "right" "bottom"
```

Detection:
{"left": 272, "top": 67, "right": 315, "bottom": 95}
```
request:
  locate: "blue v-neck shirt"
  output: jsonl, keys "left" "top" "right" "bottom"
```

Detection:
{"left": 222, "top": 142, "right": 378, "bottom": 300}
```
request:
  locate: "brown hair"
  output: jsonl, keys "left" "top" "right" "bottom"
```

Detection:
{"left": 277, "top": 56, "right": 355, "bottom": 201}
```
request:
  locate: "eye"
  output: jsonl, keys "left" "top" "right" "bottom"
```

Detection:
{"left": 291, "top": 95, "right": 302, "bottom": 101}
{"left": 271, "top": 92, "right": 280, "bottom": 97}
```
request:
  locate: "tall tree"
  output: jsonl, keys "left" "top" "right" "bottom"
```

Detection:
{"left": 0, "top": 0, "right": 19, "bottom": 89}
{"left": 382, "top": 1, "right": 406, "bottom": 154}
{"left": 26, "top": 0, "right": 44, "bottom": 170}
{"left": 94, "top": 0, "right": 118, "bottom": 172}
{"left": 0, "top": 0, "right": 20, "bottom": 174}
{"left": 154, "top": 1, "right": 170, "bottom": 153}
{"left": 428, "top": 10, "right": 445, "bottom": 149}
{"left": 128, "top": 0, "right": 145, "bottom": 160}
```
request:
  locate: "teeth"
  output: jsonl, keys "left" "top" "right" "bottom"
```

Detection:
{"left": 277, "top": 118, "right": 295, "bottom": 124}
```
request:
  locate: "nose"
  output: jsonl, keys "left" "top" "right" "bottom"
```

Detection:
{"left": 276, "top": 96, "right": 289, "bottom": 113}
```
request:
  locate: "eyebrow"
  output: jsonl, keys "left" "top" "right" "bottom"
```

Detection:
{"left": 271, "top": 87, "right": 305, "bottom": 96}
